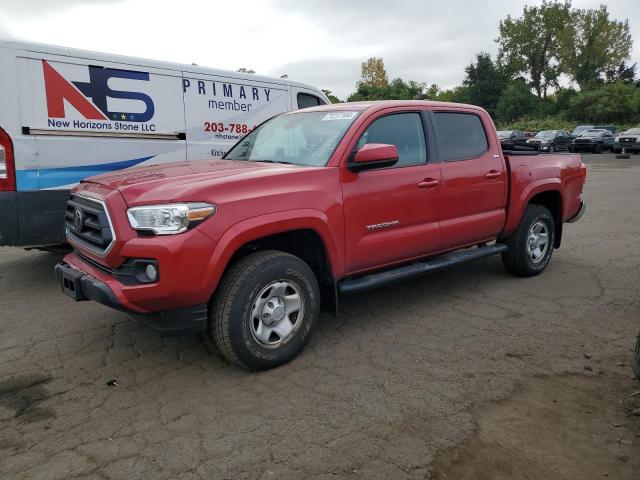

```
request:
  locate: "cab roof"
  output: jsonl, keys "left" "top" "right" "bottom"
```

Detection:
{"left": 295, "top": 100, "right": 488, "bottom": 114}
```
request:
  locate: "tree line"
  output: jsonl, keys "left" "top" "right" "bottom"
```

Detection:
{"left": 328, "top": 1, "right": 638, "bottom": 130}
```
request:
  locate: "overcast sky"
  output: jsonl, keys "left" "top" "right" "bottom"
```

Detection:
{"left": 0, "top": 0, "right": 637, "bottom": 99}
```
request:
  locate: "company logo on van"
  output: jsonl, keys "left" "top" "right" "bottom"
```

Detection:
{"left": 42, "top": 60, "right": 155, "bottom": 122}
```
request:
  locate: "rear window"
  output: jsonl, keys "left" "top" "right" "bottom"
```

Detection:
{"left": 433, "top": 112, "right": 488, "bottom": 161}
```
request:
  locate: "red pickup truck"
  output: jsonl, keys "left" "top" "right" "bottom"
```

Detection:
{"left": 55, "top": 101, "right": 586, "bottom": 370}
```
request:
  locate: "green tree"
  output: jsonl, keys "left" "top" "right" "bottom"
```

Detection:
{"left": 558, "top": 5, "right": 632, "bottom": 89}
{"left": 462, "top": 52, "right": 506, "bottom": 116}
{"left": 347, "top": 83, "right": 387, "bottom": 101}
{"left": 358, "top": 57, "right": 389, "bottom": 90}
{"left": 604, "top": 62, "right": 637, "bottom": 84}
{"left": 347, "top": 58, "right": 425, "bottom": 101}
{"left": 437, "top": 86, "right": 470, "bottom": 103}
{"left": 322, "top": 89, "right": 342, "bottom": 103}
{"left": 386, "top": 78, "right": 425, "bottom": 99}
{"left": 424, "top": 84, "right": 441, "bottom": 99}
{"left": 495, "top": 80, "right": 540, "bottom": 123}
{"left": 566, "top": 82, "right": 640, "bottom": 123}
{"left": 497, "top": 1, "right": 570, "bottom": 98}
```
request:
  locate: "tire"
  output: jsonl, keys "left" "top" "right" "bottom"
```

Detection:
{"left": 549, "top": 144, "right": 555, "bottom": 153}
{"left": 568, "top": 145, "right": 575, "bottom": 153}
{"left": 502, "top": 205, "right": 555, "bottom": 277}
{"left": 594, "top": 143, "right": 603, "bottom": 154}
{"left": 208, "top": 250, "right": 320, "bottom": 370}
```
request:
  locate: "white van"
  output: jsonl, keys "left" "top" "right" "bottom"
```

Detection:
{"left": 0, "top": 40, "right": 329, "bottom": 248}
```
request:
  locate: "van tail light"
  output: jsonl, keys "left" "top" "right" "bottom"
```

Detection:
{"left": 0, "top": 128, "right": 16, "bottom": 191}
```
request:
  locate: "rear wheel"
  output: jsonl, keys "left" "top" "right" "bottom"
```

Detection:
{"left": 208, "top": 250, "right": 320, "bottom": 370}
{"left": 502, "top": 205, "right": 555, "bottom": 277}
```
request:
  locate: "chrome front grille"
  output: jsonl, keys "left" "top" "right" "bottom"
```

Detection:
{"left": 65, "top": 194, "right": 115, "bottom": 256}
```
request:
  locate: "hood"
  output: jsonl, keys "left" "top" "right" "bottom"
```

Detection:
{"left": 81, "top": 159, "right": 324, "bottom": 205}
{"left": 84, "top": 159, "right": 287, "bottom": 189}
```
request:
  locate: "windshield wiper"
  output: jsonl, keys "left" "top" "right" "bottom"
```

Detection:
{"left": 256, "top": 159, "right": 295, "bottom": 165}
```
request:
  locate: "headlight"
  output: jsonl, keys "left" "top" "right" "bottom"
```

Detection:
{"left": 127, "top": 202, "right": 216, "bottom": 235}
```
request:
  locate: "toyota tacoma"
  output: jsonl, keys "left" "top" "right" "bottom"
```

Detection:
{"left": 55, "top": 101, "right": 587, "bottom": 370}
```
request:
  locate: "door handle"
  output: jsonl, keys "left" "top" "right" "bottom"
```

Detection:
{"left": 417, "top": 178, "right": 440, "bottom": 188}
{"left": 485, "top": 170, "right": 502, "bottom": 179}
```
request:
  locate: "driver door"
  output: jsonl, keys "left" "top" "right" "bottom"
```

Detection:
{"left": 341, "top": 111, "right": 441, "bottom": 273}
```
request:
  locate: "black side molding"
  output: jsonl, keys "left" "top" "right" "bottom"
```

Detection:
{"left": 338, "top": 243, "right": 508, "bottom": 294}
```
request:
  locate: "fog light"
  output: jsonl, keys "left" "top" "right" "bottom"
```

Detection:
{"left": 145, "top": 264, "right": 158, "bottom": 281}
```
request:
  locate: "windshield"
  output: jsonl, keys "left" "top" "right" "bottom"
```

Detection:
{"left": 581, "top": 129, "right": 604, "bottom": 137}
{"left": 571, "top": 126, "right": 591, "bottom": 136}
{"left": 224, "top": 111, "right": 360, "bottom": 166}
{"left": 534, "top": 130, "right": 556, "bottom": 139}
{"left": 623, "top": 128, "right": 640, "bottom": 135}
{"left": 497, "top": 131, "right": 512, "bottom": 139}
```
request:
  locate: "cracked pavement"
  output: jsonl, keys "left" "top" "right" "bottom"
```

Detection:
{"left": 1, "top": 153, "right": 639, "bottom": 479}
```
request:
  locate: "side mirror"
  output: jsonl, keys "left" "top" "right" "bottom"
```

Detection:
{"left": 348, "top": 143, "right": 399, "bottom": 172}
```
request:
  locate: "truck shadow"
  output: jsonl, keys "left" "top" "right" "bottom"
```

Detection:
{"left": 0, "top": 249, "right": 66, "bottom": 291}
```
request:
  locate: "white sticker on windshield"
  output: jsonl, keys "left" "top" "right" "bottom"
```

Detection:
{"left": 321, "top": 112, "right": 358, "bottom": 121}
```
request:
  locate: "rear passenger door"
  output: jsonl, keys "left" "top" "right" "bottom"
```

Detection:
{"left": 431, "top": 110, "right": 507, "bottom": 250}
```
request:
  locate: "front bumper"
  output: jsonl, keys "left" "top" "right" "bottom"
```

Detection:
{"left": 55, "top": 262, "right": 208, "bottom": 335}
{"left": 567, "top": 201, "right": 585, "bottom": 223}
{"left": 614, "top": 142, "right": 640, "bottom": 152}
{"left": 572, "top": 142, "right": 596, "bottom": 151}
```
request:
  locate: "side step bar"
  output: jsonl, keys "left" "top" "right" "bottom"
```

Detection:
{"left": 338, "top": 243, "right": 507, "bottom": 294}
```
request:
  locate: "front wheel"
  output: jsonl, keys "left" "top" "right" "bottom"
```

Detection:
{"left": 548, "top": 144, "right": 555, "bottom": 153}
{"left": 502, "top": 205, "right": 555, "bottom": 277}
{"left": 208, "top": 250, "right": 320, "bottom": 370}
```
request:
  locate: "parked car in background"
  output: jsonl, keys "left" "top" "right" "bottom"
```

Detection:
{"left": 497, "top": 130, "right": 532, "bottom": 150}
{"left": 571, "top": 129, "right": 615, "bottom": 153}
{"left": 526, "top": 130, "right": 572, "bottom": 153}
{"left": 613, "top": 127, "right": 640, "bottom": 154}
{"left": 571, "top": 125, "right": 617, "bottom": 138}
